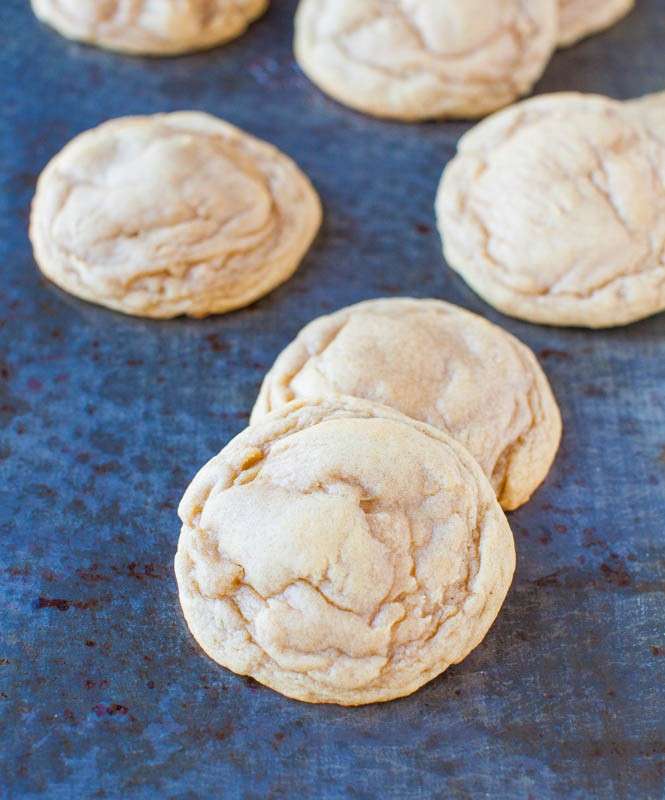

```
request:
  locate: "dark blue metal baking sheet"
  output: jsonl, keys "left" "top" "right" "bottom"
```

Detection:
{"left": 1, "top": 1, "right": 664, "bottom": 797}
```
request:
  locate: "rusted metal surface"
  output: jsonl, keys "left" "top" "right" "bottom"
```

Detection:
{"left": 1, "top": 0, "right": 664, "bottom": 797}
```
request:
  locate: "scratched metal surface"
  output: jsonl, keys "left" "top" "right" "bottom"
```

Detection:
{"left": 1, "top": 1, "right": 664, "bottom": 798}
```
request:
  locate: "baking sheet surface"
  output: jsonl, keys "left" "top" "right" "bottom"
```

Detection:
{"left": 1, "top": 1, "right": 664, "bottom": 797}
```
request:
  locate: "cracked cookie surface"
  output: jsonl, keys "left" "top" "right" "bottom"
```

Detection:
{"left": 436, "top": 92, "right": 665, "bottom": 328}
{"left": 294, "top": 0, "right": 559, "bottom": 121}
{"left": 251, "top": 299, "right": 561, "bottom": 511}
{"left": 31, "top": 0, "right": 268, "bottom": 55}
{"left": 30, "top": 112, "right": 321, "bottom": 318}
{"left": 175, "top": 397, "right": 515, "bottom": 705}
{"left": 557, "top": 0, "right": 634, "bottom": 47}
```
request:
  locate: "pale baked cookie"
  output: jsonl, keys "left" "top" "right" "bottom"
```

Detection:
{"left": 626, "top": 91, "right": 665, "bottom": 143}
{"left": 251, "top": 299, "right": 561, "bottom": 511}
{"left": 294, "top": 0, "right": 559, "bottom": 121}
{"left": 30, "top": 113, "right": 321, "bottom": 318}
{"left": 31, "top": 0, "right": 268, "bottom": 56}
{"left": 436, "top": 92, "right": 665, "bottom": 328}
{"left": 558, "top": 0, "right": 634, "bottom": 47}
{"left": 175, "top": 397, "right": 516, "bottom": 705}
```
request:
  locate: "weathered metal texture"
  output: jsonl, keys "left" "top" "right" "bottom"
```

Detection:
{"left": 1, "top": 1, "right": 664, "bottom": 797}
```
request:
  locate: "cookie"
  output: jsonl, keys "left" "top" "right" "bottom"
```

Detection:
{"left": 175, "top": 397, "right": 516, "bottom": 705}
{"left": 436, "top": 92, "right": 665, "bottom": 328}
{"left": 557, "top": 0, "right": 634, "bottom": 47}
{"left": 626, "top": 92, "right": 665, "bottom": 143}
{"left": 251, "top": 298, "right": 561, "bottom": 511}
{"left": 30, "top": 113, "right": 321, "bottom": 318}
{"left": 31, "top": 0, "right": 268, "bottom": 56}
{"left": 294, "top": 0, "right": 559, "bottom": 121}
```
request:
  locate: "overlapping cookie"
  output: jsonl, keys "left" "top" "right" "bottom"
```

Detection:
{"left": 175, "top": 397, "right": 516, "bottom": 705}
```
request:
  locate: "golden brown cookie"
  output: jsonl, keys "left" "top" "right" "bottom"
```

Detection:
{"left": 252, "top": 298, "right": 561, "bottom": 510}
{"left": 31, "top": 0, "right": 268, "bottom": 56}
{"left": 30, "top": 113, "right": 321, "bottom": 318}
{"left": 175, "top": 397, "right": 516, "bottom": 705}
{"left": 436, "top": 92, "right": 665, "bottom": 328}
{"left": 294, "top": 0, "right": 559, "bottom": 121}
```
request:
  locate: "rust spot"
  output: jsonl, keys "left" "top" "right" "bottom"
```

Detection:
{"left": 77, "top": 566, "right": 108, "bottom": 584}
{"left": 36, "top": 597, "right": 70, "bottom": 611}
{"left": 414, "top": 222, "right": 431, "bottom": 235}
{"left": 583, "top": 385, "right": 607, "bottom": 398}
{"left": 93, "top": 461, "right": 120, "bottom": 476}
{"left": 112, "top": 562, "right": 166, "bottom": 581}
{"left": 93, "top": 703, "right": 128, "bottom": 717}
{"left": 8, "top": 565, "right": 30, "bottom": 577}
{"left": 539, "top": 532, "right": 552, "bottom": 545}
{"left": 582, "top": 528, "right": 604, "bottom": 548}
{"left": 659, "top": 446, "right": 665, "bottom": 465}
{"left": 532, "top": 572, "right": 560, "bottom": 588}
{"left": 35, "top": 484, "right": 56, "bottom": 500}
{"left": 215, "top": 722, "right": 235, "bottom": 741}
{"left": 84, "top": 640, "right": 96, "bottom": 647}
{"left": 554, "top": 524, "right": 568, "bottom": 534}
{"left": 27, "top": 378, "right": 42, "bottom": 392}
{"left": 652, "top": 646, "right": 663, "bottom": 657}
{"left": 36, "top": 597, "right": 102, "bottom": 611}
{"left": 599, "top": 556, "right": 632, "bottom": 588}
{"left": 538, "top": 348, "right": 570, "bottom": 361}
{"left": 206, "top": 333, "right": 228, "bottom": 353}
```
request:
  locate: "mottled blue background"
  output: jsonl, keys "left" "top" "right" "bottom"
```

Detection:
{"left": 1, "top": 1, "right": 664, "bottom": 798}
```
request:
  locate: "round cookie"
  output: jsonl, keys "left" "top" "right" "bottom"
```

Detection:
{"left": 31, "top": 0, "right": 268, "bottom": 56}
{"left": 294, "top": 0, "right": 559, "bottom": 121}
{"left": 436, "top": 92, "right": 665, "bottom": 328}
{"left": 175, "top": 397, "right": 516, "bottom": 705}
{"left": 557, "top": 0, "right": 634, "bottom": 47}
{"left": 30, "top": 113, "right": 321, "bottom": 318}
{"left": 252, "top": 298, "right": 561, "bottom": 511}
